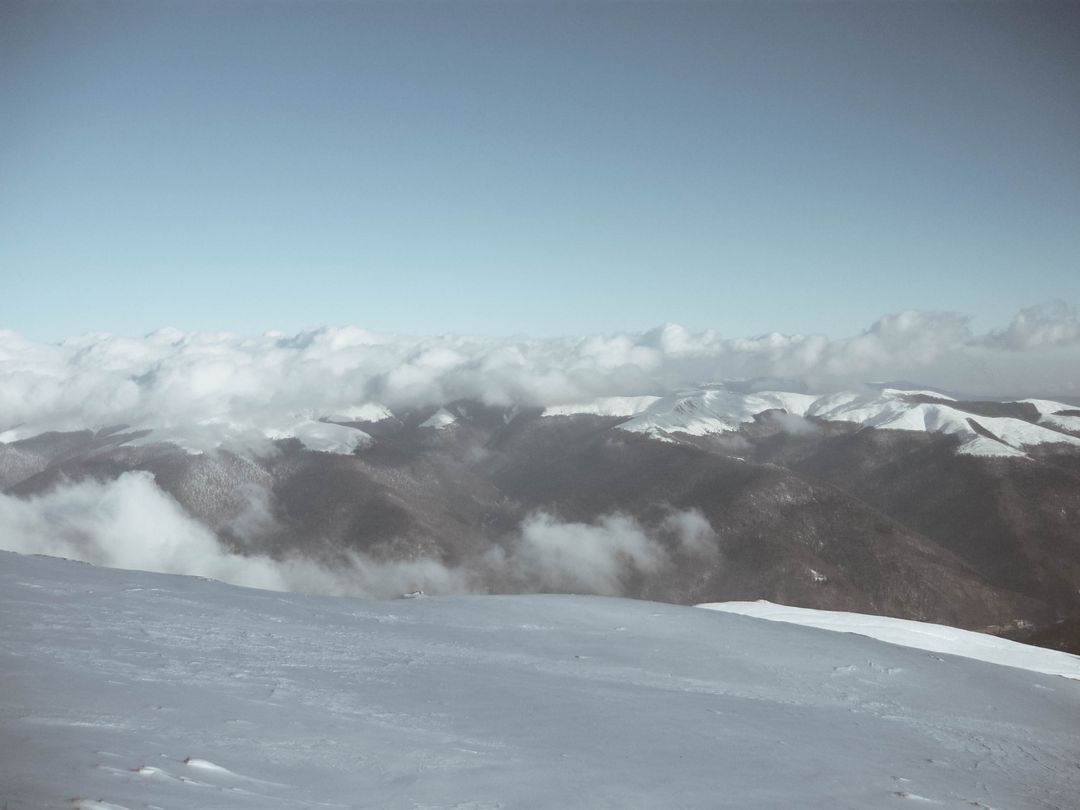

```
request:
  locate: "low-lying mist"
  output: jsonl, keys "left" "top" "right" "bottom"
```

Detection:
{"left": 0, "top": 472, "right": 718, "bottom": 599}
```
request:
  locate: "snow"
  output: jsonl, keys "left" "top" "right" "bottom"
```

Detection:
{"left": 265, "top": 419, "right": 372, "bottom": 455}
{"left": 618, "top": 389, "right": 817, "bottom": 437}
{"left": 758, "top": 390, "right": 819, "bottom": 415}
{"left": 1042, "top": 413, "right": 1080, "bottom": 433}
{"left": 805, "top": 391, "right": 1080, "bottom": 452}
{"left": 956, "top": 436, "right": 1028, "bottom": 458}
{"left": 542, "top": 395, "right": 661, "bottom": 417}
{"left": 9, "top": 379, "right": 1080, "bottom": 459}
{"left": 1019, "top": 398, "right": 1077, "bottom": 414}
{"left": 808, "top": 397, "right": 972, "bottom": 435}
{"left": 820, "top": 397, "right": 1080, "bottom": 453}
{"left": 880, "top": 388, "right": 956, "bottom": 401}
{"left": 323, "top": 403, "right": 395, "bottom": 424}
{"left": 419, "top": 407, "right": 458, "bottom": 429}
{"left": 116, "top": 417, "right": 372, "bottom": 456}
{"left": 1017, "top": 400, "right": 1080, "bottom": 433}
{"left": 697, "top": 600, "right": 1080, "bottom": 680}
{"left": 118, "top": 420, "right": 267, "bottom": 456}
{"left": 972, "top": 414, "right": 1080, "bottom": 449}
{"left": 601, "top": 385, "right": 1080, "bottom": 456}
{"left": 3, "top": 551, "right": 1080, "bottom": 810}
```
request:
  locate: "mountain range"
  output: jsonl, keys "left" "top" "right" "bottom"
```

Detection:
{"left": 3, "top": 383, "right": 1080, "bottom": 647}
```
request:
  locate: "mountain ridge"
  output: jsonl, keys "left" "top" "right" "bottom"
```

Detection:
{"left": 3, "top": 383, "right": 1080, "bottom": 644}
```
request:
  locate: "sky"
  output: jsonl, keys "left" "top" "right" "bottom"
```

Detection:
{"left": 2, "top": 0, "right": 1078, "bottom": 342}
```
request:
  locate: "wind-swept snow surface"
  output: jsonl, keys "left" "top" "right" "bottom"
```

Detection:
{"left": 2, "top": 552, "right": 1079, "bottom": 810}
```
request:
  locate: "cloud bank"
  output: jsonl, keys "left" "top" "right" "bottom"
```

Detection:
{"left": 485, "top": 508, "right": 718, "bottom": 597}
{"left": 0, "top": 472, "right": 293, "bottom": 590}
{"left": 0, "top": 472, "right": 715, "bottom": 599}
{"left": 2, "top": 302, "right": 1079, "bottom": 444}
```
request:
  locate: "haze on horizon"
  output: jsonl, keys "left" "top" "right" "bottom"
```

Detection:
{"left": 2, "top": 0, "right": 1078, "bottom": 342}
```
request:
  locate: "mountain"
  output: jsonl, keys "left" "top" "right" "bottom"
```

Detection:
{"left": 2, "top": 385, "right": 1080, "bottom": 643}
{"left": 551, "top": 386, "right": 1080, "bottom": 457}
{"left": 3, "top": 551, "right": 1078, "bottom": 809}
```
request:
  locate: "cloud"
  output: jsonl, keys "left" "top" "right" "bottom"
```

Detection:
{"left": 0, "top": 472, "right": 290, "bottom": 590}
{"left": 0, "top": 474, "right": 718, "bottom": 599}
{"left": 2, "top": 301, "right": 1080, "bottom": 446}
{"left": 822, "top": 311, "right": 972, "bottom": 375}
{"left": 659, "top": 508, "right": 720, "bottom": 557}
{"left": 0, "top": 472, "right": 467, "bottom": 597}
{"left": 491, "top": 512, "right": 670, "bottom": 596}
{"left": 481, "top": 508, "right": 719, "bottom": 597}
{"left": 986, "top": 301, "right": 1080, "bottom": 351}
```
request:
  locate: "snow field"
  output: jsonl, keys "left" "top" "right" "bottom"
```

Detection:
{"left": 2, "top": 551, "right": 1079, "bottom": 809}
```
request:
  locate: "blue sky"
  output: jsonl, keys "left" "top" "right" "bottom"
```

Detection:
{"left": 2, "top": 0, "right": 1078, "bottom": 341}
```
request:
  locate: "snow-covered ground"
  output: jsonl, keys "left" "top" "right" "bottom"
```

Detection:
{"left": 2, "top": 552, "right": 1079, "bottom": 809}
{"left": 698, "top": 600, "right": 1080, "bottom": 681}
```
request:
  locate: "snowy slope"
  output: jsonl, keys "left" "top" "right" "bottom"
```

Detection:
{"left": 616, "top": 389, "right": 818, "bottom": 437}
{"left": 1020, "top": 399, "right": 1080, "bottom": 434}
{"left": 419, "top": 407, "right": 458, "bottom": 429}
{"left": 117, "top": 416, "right": 373, "bottom": 456}
{"left": 323, "top": 403, "right": 395, "bottom": 424}
{"left": 265, "top": 419, "right": 372, "bottom": 454}
{"left": 698, "top": 601, "right": 1080, "bottom": 681}
{"left": 804, "top": 393, "right": 1080, "bottom": 457}
{"left": 3, "top": 551, "right": 1079, "bottom": 810}
{"left": 542, "top": 395, "right": 661, "bottom": 418}
{"left": 546, "top": 386, "right": 1080, "bottom": 456}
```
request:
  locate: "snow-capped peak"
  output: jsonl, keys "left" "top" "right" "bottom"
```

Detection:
{"left": 616, "top": 389, "right": 818, "bottom": 438}
{"left": 543, "top": 385, "right": 1080, "bottom": 456}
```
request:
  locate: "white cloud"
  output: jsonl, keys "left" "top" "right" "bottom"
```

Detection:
{"left": 496, "top": 512, "right": 670, "bottom": 596}
{"left": 2, "top": 302, "right": 1080, "bottom": 445}
{"left": 0, "top": 474, "right": 719, "bottom": 599}
{"left": 0, "top": 472, "right": 479, "bottom": 597}
{"left": 0, "top": 472, "right": 289, "bottom": 590}
{"left": 986, "top": 301, "right": 1080, "bottom": 350}
{"left": 481, "top": 508, "right": 719, "bottom": 597}
{"left": 659, "top": 508, "right": 720, "bottom": 557}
